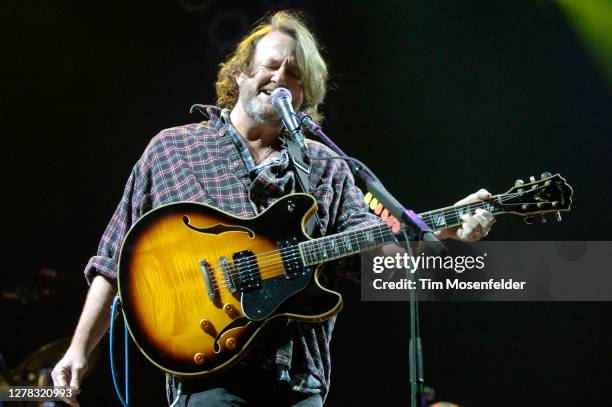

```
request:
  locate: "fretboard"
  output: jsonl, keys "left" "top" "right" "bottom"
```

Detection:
{"left": 299, "top": 222, "right": 395, "bottom": 267}
{"left": 299, "top": 195, "right": 505, "bottom": 267}
{"left": 419, "top": 195, "right": 503, "bottom": 231}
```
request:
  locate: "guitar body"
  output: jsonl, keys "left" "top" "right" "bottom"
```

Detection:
{"left": 118, "top": 193, "right": 342, "bottom": 377}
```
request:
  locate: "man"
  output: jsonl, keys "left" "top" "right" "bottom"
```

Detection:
{"left": 52, "top": 11, "right": 494, "bottom": 406}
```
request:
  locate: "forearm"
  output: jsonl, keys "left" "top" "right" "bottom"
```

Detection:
{"left": 69, "top": 275, "right": 117, "bottom": 357}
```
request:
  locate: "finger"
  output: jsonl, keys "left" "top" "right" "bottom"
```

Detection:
{"left": 454, "top": 188, "right": 491, "bottom": 206}
{"left": 473, "top": 210, "right": 491, "bottom": 228}
{"left": 453, "top": 195, "right": 473, "bottom": 206}
{"left": 468, "top": 231, "right": 481, "bottom": 241}
{"left": 482, "top": 220, "right": 494, "bottom": 235}
{"left": 475, "top": 188, "right": 492, "bottom": 200}
{"left": 68, "top": 369, "right": 82, "bottom": 407}
{"left": 456, "top": 227, "right": 466, "bottom": 240}
{"left": 475, "top": 208, "right": 494, "bottom": 223}
{"left": 69, "top": 367, "right": 81, "bottom": 389}
{"left": 481, "top": 215, "right": 496, "bottom": 234}
{"left": 457, "top": 222, "right": 473, "bottom": 240}
{"left": 52, "top": 367, "right": 69, "bottom": 387}
{"left": 461, "top": 214, "right": 479, "bottom": 229}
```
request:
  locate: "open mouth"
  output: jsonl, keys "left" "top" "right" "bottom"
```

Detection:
{"left": 260, "top": 89, "right": 273, "bottom": 96}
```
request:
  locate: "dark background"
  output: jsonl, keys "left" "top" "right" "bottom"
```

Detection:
{"left": 2, "top": 1, "right": 611, "bottom": 406}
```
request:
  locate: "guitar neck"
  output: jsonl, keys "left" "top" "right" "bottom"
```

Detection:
{"left": 418, "top": 194, "right": 505, "bottom": 231}
{"left": 299, "top": 195, "right": 506, "bottom": 267}
{"left": 299, "top": 221, "right": 396, "bottom": 267}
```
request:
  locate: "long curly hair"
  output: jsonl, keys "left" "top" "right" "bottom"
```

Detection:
{"left": 215, "top": 11, "right": 328, "bottom": 122}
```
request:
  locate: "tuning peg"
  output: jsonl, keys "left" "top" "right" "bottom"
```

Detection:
{"left": 515, "top": 179, "right": 524, "bottom": 187}
{"left": 523, "top": 216, "right": 535, "bottom": 225}
{"left": 541, "top": 171, "right": 552, "bottom": 179}
{"left": 555, "top": 212, "right": 562, "bottom": 222}
{"left": 529, "top": 176, "right": 536, "bottom": 183}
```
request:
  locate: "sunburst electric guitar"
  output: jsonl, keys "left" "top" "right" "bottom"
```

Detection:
{"left": 118, "top": 173, "right": 572, "bottom": 377}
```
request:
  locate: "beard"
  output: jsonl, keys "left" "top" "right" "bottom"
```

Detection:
{"left": 238, "top": 86, "right": 282, "bottom": 126}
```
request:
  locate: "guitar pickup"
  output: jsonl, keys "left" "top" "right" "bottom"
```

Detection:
{"left": 233, "top": 250, "right": 261, "bottom": 292}
{"left": 198, "top": 259, "right": 216, "bottom": 301}
{"left": 278, "top": 237, "right": 305, "bottom": 279}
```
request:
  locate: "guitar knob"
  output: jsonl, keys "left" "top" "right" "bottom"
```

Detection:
{"left": 226, "top": 338, "right": 238, "bottom": 350}
{"left": 523, "top": 216, "right": 535, "bottom": 225}
{"left": 515, "top": 179, "right": 524, "bottom": 187}
{"left": 529, "top": 176, "right": 536, "bottom": 183}
{"left": 223, "top": 303, "right": 240, "bottom": 319}
{"left": 555, "top": 212, "right": 562, "bottom": 222}
{"left": 194, "top": 353, "right": 206, "bottom": 365}
{"left": 541, "top": 172, "right": 552, "bottom": 179}
{"left": 540, "top": 216, "right": 547, "bottom": 223}
{"left": 200, "top": 319, "right": 216, "bottom": 336}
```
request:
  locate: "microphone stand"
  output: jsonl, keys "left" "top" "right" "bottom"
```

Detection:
{"left": 299, "top": 113, "right": 434, "bottom": 407}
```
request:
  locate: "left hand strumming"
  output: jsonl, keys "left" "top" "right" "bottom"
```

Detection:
{"left": 435, "top": 188, "right": 496, "bottom": 242}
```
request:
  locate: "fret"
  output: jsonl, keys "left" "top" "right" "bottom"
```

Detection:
{"left": 299, "top": 194, "right": 508, "bottom": 267}
{"left": 431, "top": 211, "right": 447, "bottom": 229}
{"left": 482, "top": 200, "right": 496, "bottom": 213}
{"left": 341, "top": 234, "right": 352, "bottom": 253}
{"left": 443, "top": 209, "right": 457, "bottom": 228}
{"left": 299, "top": 223, "right": 395, "bottom": 267}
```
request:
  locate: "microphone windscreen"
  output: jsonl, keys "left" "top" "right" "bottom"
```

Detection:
{"left": 271, "top": 87, "right": 292, "bottom": 107}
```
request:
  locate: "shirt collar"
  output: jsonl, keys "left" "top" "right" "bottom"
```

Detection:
{"left": 220, "top": 108, "right": 288, "bottom": 176}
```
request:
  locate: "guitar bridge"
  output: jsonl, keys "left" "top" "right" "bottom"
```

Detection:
{"left": 198, "top": 259, "right": 216, "bottom": 300}
{"left": 219, "top": 256, "right": 237, "bottom": 293}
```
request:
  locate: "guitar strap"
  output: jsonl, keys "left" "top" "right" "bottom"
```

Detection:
{"left": 285, "top": 134, "right": 323, "bottom": 238}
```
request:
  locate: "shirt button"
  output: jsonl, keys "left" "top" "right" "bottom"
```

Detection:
{"left": 233, "top": 162, "right": 240, "bottom": 169}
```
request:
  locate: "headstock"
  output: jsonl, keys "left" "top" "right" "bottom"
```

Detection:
{"left": 500, "top": 172, "right": 573, "bottom": 224}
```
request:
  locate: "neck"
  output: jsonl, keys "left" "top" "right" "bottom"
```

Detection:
{"left": 229, "top": 104, "right": 282, "bottom": 147}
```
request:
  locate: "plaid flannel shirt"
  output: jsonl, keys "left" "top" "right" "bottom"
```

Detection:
{"left": 85, "top": 106, "right": 381, "bottom": 398}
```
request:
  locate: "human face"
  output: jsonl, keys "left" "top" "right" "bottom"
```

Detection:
{"left": 236, "top": 30, "right": 304, "bottom": 125}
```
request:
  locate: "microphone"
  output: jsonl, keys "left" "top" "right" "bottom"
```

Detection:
{"left": 271, "top": 87, "right": 308, "bottom": 154}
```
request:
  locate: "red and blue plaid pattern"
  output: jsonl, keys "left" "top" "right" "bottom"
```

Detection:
{"left": 85, "top": 105, "right": 380, "bottom": 397}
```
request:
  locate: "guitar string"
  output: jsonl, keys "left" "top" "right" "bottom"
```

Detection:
{"left": 199, "top": 191, "right": 525, "bottom": 282}
{"left": 201, "top": 221, "right": 399, "bottom": 291}
{"left": 208, "top": 203, "right": 556, "bottom": 292}
{"left": 201, "top": 221, "right": 394, "bottom": 285}
{"left": 204, "top": 229, "right": 394, "bottom": 291}
{"left": 205, "top": 225, "right": 393, "bottom": 290}
{"left": 202, "top": 193, "right": 515, "bottom": 275}
{"left": 199, "top": 193, "right": 540, "bottom": 291}
{"left": 205, "top": 193, "right": 548, "bottom": 291}
{"left": 204, "top": 198, "right": 510, "bottom": 291}
{"left": 177, "top": 192, "right": 548, "bottom": 291}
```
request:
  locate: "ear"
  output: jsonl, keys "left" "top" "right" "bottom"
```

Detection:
{"left": 233, "top": 70, "right": 245, "bottom": 87}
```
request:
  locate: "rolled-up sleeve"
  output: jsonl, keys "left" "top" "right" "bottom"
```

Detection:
{"left": 84, "top": 157, "right": 151, "bottom": 285}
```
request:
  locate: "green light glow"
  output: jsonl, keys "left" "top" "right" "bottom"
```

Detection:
{"left": 557, "top": 0, "right": 612, "bottom": 86}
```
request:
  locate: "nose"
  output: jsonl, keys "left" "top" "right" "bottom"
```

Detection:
{"left": 270, "top": 60, "right": 289, "bottom": 87}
